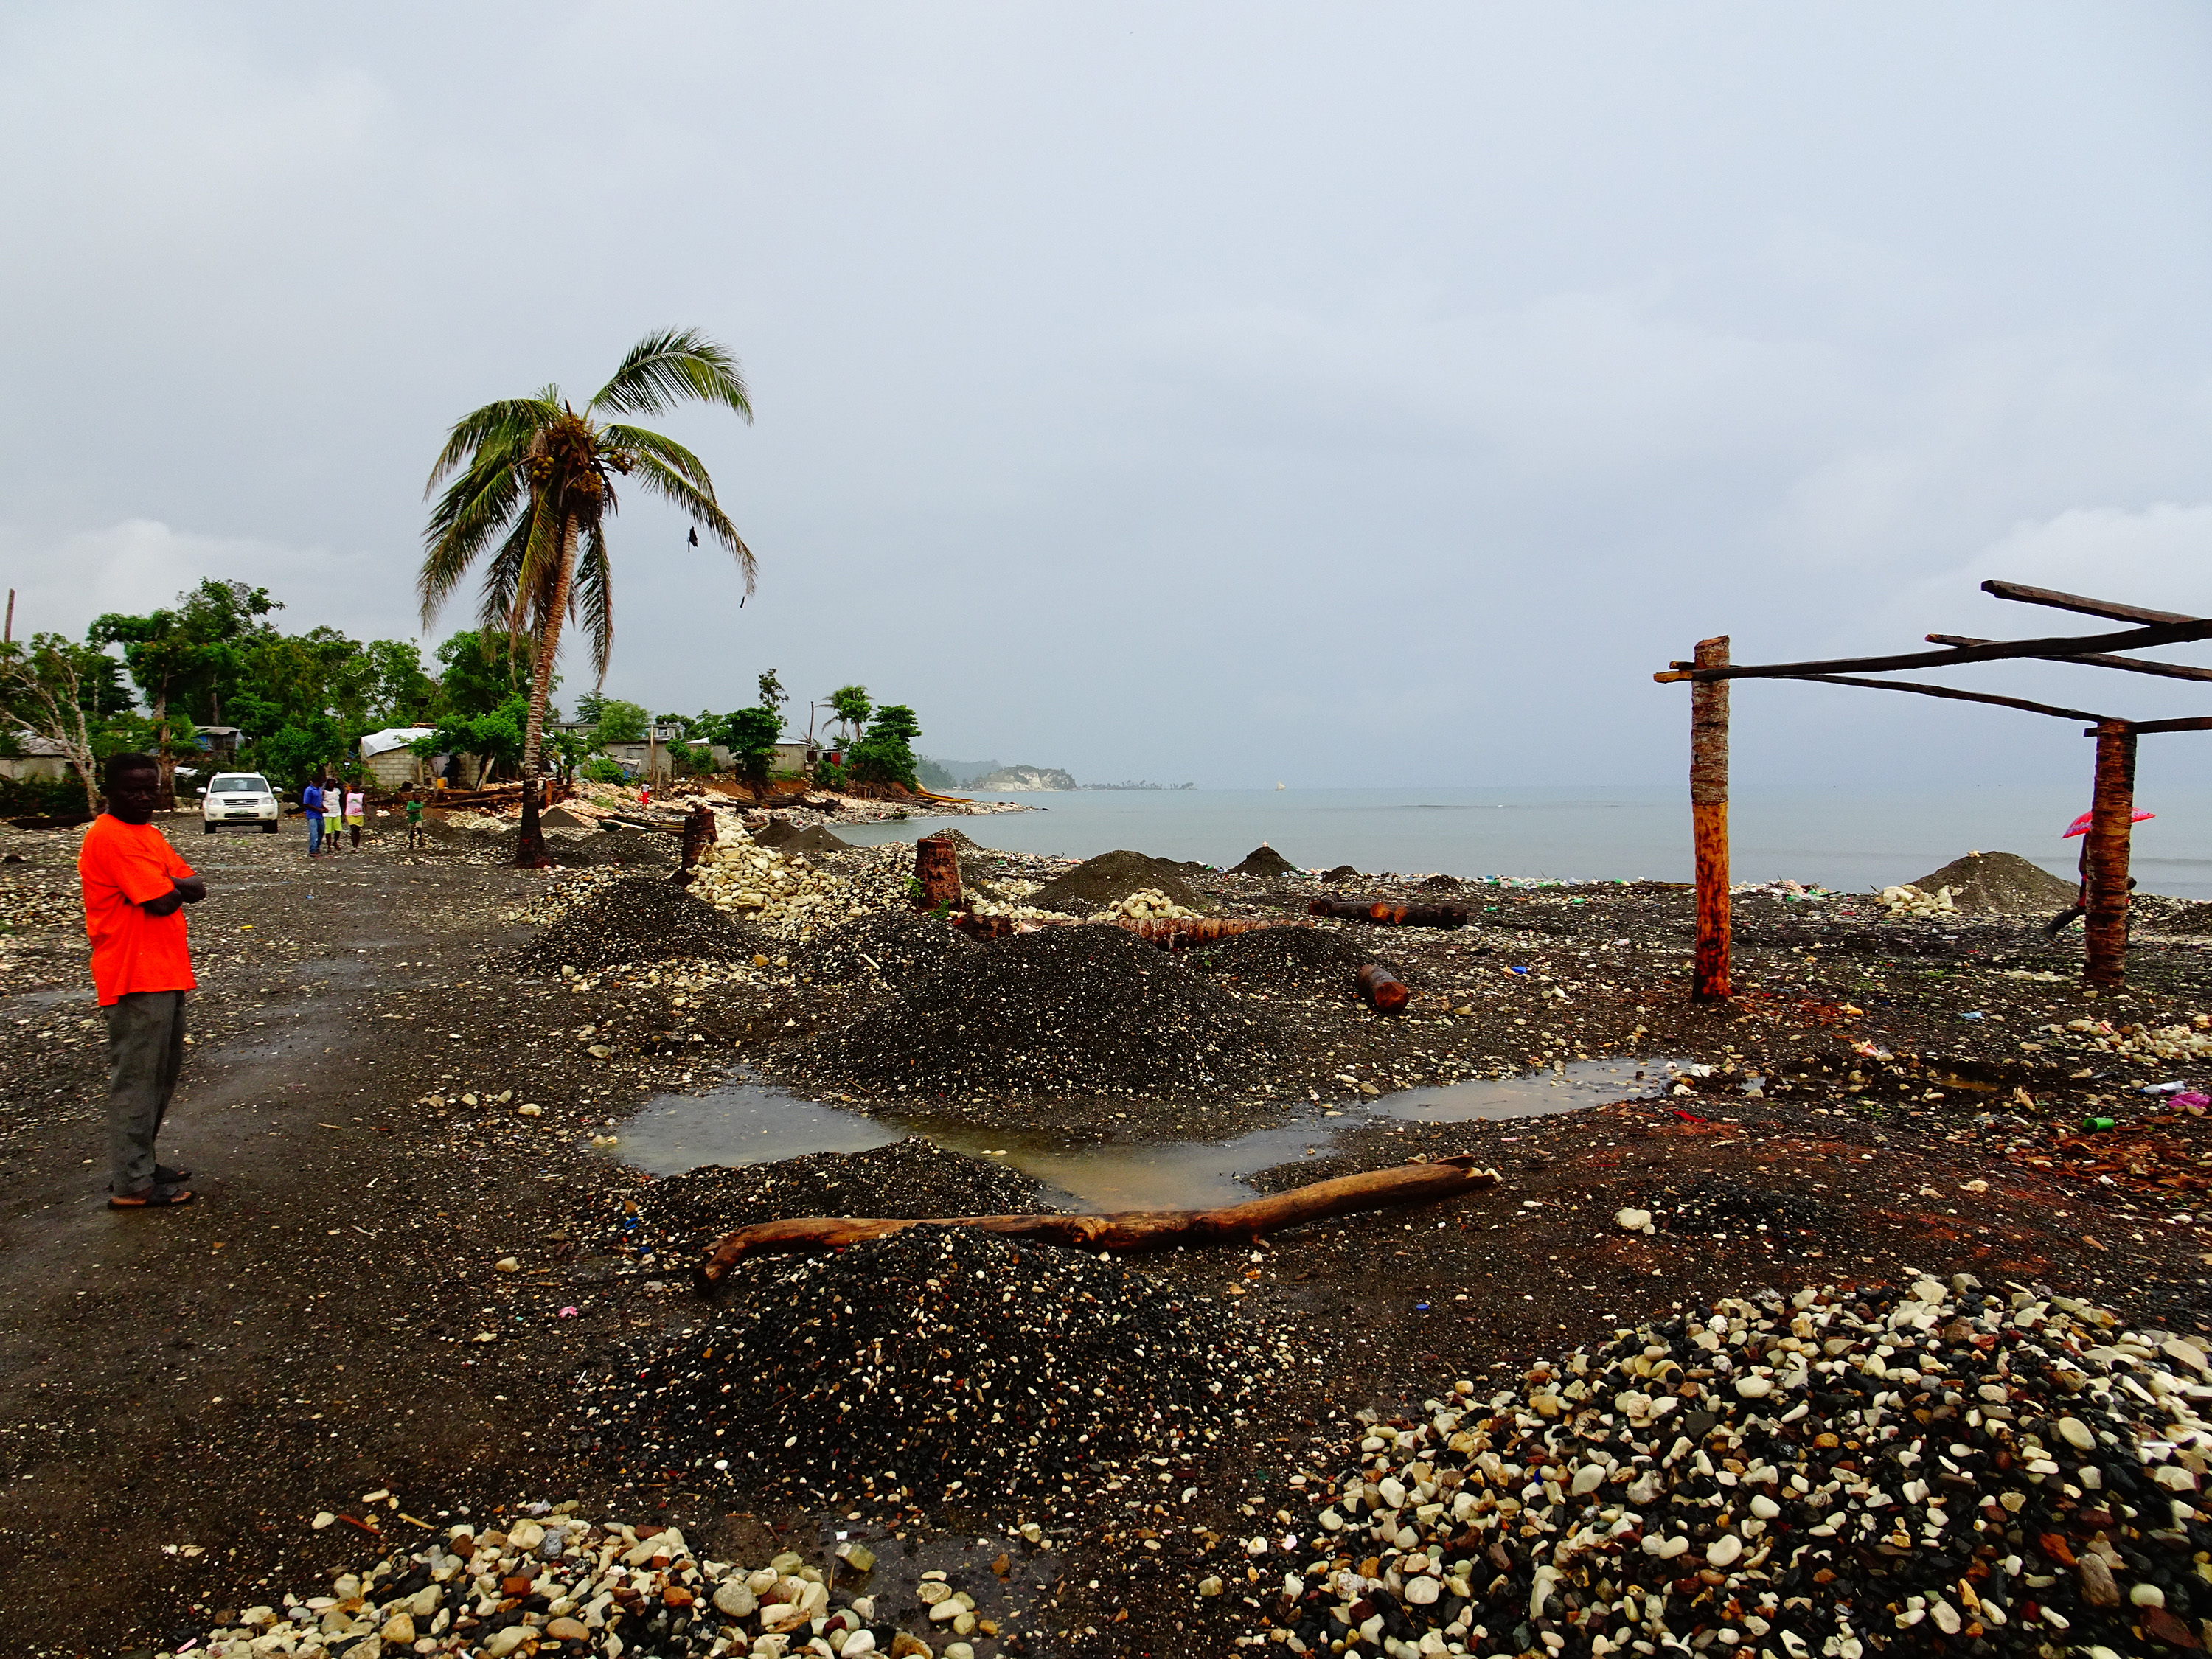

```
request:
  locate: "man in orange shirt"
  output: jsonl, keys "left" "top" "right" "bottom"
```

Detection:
{"left": 77, "top": 753, "right": 206, "bottom": 1208}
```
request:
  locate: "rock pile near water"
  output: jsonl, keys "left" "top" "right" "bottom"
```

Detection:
{"left": 790, "top": 923, "right": 1284, "bottom": 1102}
{"left": 591, "top": 1225, "right": 1258, "bottom": 1516}
{"left": 1254, "top": 1278, "right": 2212, "bottom": 1658}
{"left": 791, "top": 911, "right": 981, "bottom": 990}
{"left": 1026, "top": 849, "right": 1213, "bottom": 917}
{"left": 1230, "top": 844, "right": 1298, "bottom": 877}
{"left": 1907, "top": 850, "right": 2077, "bottom": 917}
{"left": 518, "top": 875, "right": 759, "bottom": 971}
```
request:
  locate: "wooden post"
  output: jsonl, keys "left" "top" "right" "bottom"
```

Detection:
{"left": 2083, "top": 720, "right": 2138, "bottom": 988}
{"left": 914, "top": 833, "right": 961, "bottom": 911}
{"left": 1691, "top": 636, "right": 1731, "bottom": 999}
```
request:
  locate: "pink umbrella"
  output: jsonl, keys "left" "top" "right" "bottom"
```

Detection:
{"left": 2064, "top": 808, "right": 2154, "bottom": 838}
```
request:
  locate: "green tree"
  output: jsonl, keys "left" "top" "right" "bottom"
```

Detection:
{"left": 362, "top": 639, "right": 441, "bottom": 726}
{"left": 434, "top": 629, "right": 537, "bottom": 718}
{"left": 417, "top": 328, "right": 756, "bottom": 866}
{"left": 89, "top": 580, "right": 279, "bottom": 805}
{"left": 724, "top": 706, "right": 781, "bottom": 785}
{"left": 425, "top": 694, "right": 529, "bottom": 785}
{"left": 848, "top": 703, "right": 920, "bottom": 790}
{"left": 590, "top": 698, "right": 650, "bottom": 743}
{"left": 257, "top": 713, "right": 348, "bottom": 790}
{"left": 827, "top": 684, "right": 871, "bottom": 743}
{"left": 0, "top": 634, "right": 111, "bottom": 810}
{"left": 757, "top": 668, "right": 786, "bottom": 720}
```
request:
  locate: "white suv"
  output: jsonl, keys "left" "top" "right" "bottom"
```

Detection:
{"left": 201, "top": 772, "right": 281, "bottom": 834}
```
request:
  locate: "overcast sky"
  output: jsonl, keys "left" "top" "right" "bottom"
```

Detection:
{"left": 3, "top": 3, "right": 2210, "bottom": 789}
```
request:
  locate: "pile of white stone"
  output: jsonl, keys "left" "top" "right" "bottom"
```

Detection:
{"left": 2043, "top": 1012, "right": 2212, "bottom": 1065}
{"left": 1877, "top": 883, "right": 1960, "bottom": 919}
{"left": 1247, "top": 1276, "right": 2212, "bottom": 1658}
{"left": 174, "top": 1509, "right": 988, "bottom": 1658}
{"left": 689, "top": 823, "right": 909, "bottom": 941}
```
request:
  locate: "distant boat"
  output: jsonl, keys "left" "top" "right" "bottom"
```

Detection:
{"left": 1276, "top": 782, "right": 1285, "bottom": 790}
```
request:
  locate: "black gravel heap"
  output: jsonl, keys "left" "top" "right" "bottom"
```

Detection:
{"left": 1265, "top": 1278, "right": 2212, "bottom": 1658}
{"left": 591, "top": 1225, "right": 1259, "bottom": 1512}
{"left": 632, "top": 1139, "right": 1051, "bottom": 1257}
{"left": 790, "top": 922, "right": 1285, "bottom": 1101}
{"left": 1229, "top": 844, "right": 1298, "bottom": 876}
{"left": 1026, "top": 849, "right": 1214, "bottom": 916}
{"left": 1185, "top": 925, "right": 1406, "bottom": 1001}
{"left": 518, "top": 874, "right": 759, "bottom": 970}
{"left": 790, "top": 910, "right": 981, "bottom": 990}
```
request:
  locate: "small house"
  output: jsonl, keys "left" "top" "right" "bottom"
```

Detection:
{"left": 0, "top": 732, "right": 73, "bottom": 782}
{"left": 359, "top": 726, "right": 437, "bottom": 787}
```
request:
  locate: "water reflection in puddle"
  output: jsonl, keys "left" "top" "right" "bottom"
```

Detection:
{"left": 611, "top": 1058, "right": 1672, "bottom": 1213}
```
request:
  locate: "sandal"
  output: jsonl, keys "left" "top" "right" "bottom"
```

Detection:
{"left": 108, "top": 1183, "right": 194, "bottom": 1209}
{"left": 107, "top": 1164, "right": 192, "bottom": 1192}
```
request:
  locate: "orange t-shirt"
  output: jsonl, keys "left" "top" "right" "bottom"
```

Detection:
{"left": 77, "top": 815, "right": 197, "bottom": 1006}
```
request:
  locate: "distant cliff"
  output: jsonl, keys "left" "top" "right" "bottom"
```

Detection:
{"left": 974, "top": 764, "right": 1077, "bottom": 792}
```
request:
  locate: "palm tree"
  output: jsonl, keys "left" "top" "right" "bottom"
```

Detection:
{"left": 418, "top": 329, "right": 754, "bottom": 860}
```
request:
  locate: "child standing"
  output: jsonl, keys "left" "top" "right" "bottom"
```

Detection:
{"left": 346, "top": 783, "right": 366, "bottom": 849}
{"left": 404, "top": 788, "right": 425, "bottom": 849}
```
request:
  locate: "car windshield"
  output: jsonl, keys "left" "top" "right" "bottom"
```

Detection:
{"left": 210, "top": 777, "right": 269, "bottom": 794}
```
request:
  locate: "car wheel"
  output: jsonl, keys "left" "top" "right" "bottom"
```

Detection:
{"left": 203, "top": 822, "right": 217, "bottom": 835}
{"left": 263, "top": 823, "right": 279, "bottom": 834}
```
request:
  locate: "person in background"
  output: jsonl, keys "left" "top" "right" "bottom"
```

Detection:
{"left": 300, "top": 776, "right": 326, "bottom": 857}
{"left": 321, "top": 775, "right": 344, "bottom": 854}
{"left": 346, "top": 782, "right": 366, "bottom": 849}
{"left": 78, "top": 752, "right": 205, "bottom": 1208}
{"left": 405, "top": 787, "right": 426, "bottom": 849}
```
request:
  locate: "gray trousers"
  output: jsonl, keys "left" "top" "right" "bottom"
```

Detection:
{"left": 104, "top": 990, "right": 186, "bottom": 1194}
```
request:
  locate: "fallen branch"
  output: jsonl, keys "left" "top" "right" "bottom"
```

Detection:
{"left": 695, "top": 1155, "right": 1498, "bottom": 1288}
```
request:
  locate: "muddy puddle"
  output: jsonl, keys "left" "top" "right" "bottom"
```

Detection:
{"left": 609, "top": 1057, "right": 1672, "bottom": 1211}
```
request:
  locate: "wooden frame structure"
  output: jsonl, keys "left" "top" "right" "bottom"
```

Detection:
{"left": 1656, "top": 580, "right": 2212, "bottom": 995}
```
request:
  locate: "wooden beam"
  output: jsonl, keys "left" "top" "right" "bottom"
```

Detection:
{"left": 1691, "top": 636, "right": 1731, "bottom": 1001}
{"left": 1980, "top": 579, "right": 2194, "bottom": 627}
{"left": 2114, "top": 715, "right": 2212, "bottom": 736}
{"left": 2084, "top": 722, "right": 2138, "bottom": 989}
{"left": 1927, "top": 634, "right": 2212, "bottom": 686}
{"left": 1794, "top": 674, "right": 2110, "bottom": 723}
{"left": 1663, "top": 615, "right": 2212, "bottom": 684}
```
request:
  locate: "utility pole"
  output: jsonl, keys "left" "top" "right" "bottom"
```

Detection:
{"left": 4, "top": 588, "right": 13, "bottom": 645}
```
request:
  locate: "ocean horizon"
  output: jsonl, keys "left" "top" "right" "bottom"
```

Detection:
{"left": 826, "top": 782, "right": 2212, "bottom": 902}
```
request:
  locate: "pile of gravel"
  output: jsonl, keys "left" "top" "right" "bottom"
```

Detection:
{"left": 789, "top": 923, "right": 1286, "bottom": 1101}
{"left": 1230, "top": 844, "right": 1298, "bottom": 877}
{"left": 1026, "top": 849, "right": 1214, "bottom": 917}
{"left": 1186, "top": 925, "right": 1406, "bottom": 1000}
{"left": 1321, "top": 864, "right": 1360, "bottom": 883}
{"left": 755, "top": 818, "right": 854, "bottom": 854}
{"left": 1907, "top": 850, "right": 2076, "bottom": 916}
{"left": 518, "top": 874, "right": 759, "bottom": 970}
{"left": 178, "top": 1511, "right": 966, "bottom": 1659}
{"left": 591, "top": 1225, "right": 1258, "bottom": 1514}
{"left": 631, "top": 1138, "right": 1048, "bottom": 1258}
{"left": 790, "top": 910, "right": 981, "bottom": 990}
{"left": 1256, "top": 1277, "right": 2212, "bottom": 1658}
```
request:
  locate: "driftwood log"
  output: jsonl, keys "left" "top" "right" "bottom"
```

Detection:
{"left": 1689, "top": 634, "right": 1732, "bottom": 1000}
{"left": 695, "top": 1155, "right": 1498, "bottom": 1289}
{"left": 1357, "top": 962, "right": 1410, "bottom": 1012}
{"left": 1308, "top": 898, "right": 1470, "bottom": 929}
{"left": 951, "top": 913, "right": 1312, "bottom": 947}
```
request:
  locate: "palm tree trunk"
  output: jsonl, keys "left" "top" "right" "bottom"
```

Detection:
{"left": 515, "top": 512, "right": 580, "bottom": 869}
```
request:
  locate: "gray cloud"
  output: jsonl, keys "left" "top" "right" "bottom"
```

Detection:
{"left": 2, "top": 2, "right": 2209, "bottom": 787}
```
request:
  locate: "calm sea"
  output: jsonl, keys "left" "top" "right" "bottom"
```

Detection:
{"left": 828, "top": 784, "right": 2212, "bottom": 900}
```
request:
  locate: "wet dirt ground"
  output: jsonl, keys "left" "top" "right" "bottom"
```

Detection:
{"left": 4, "top": 818, "right": 2212, "bottom": 1655}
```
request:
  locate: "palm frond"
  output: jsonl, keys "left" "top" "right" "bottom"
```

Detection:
{"left": 591, "top": 329, "right": 752, "bottom": 420}
{"left": 601, "top": 423, "right": 718, "bottom": 491}
{"left": 627, "top": 452, "right": 756, "bottom": 594}
{"left": 473, "top": 514, "right": 541, "bottom": 636}
{"left": 423, "top": 395, "right": 558, "bottom": 491}
{"left": 573, "top": 524, "right": 614, "bottom": 684}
